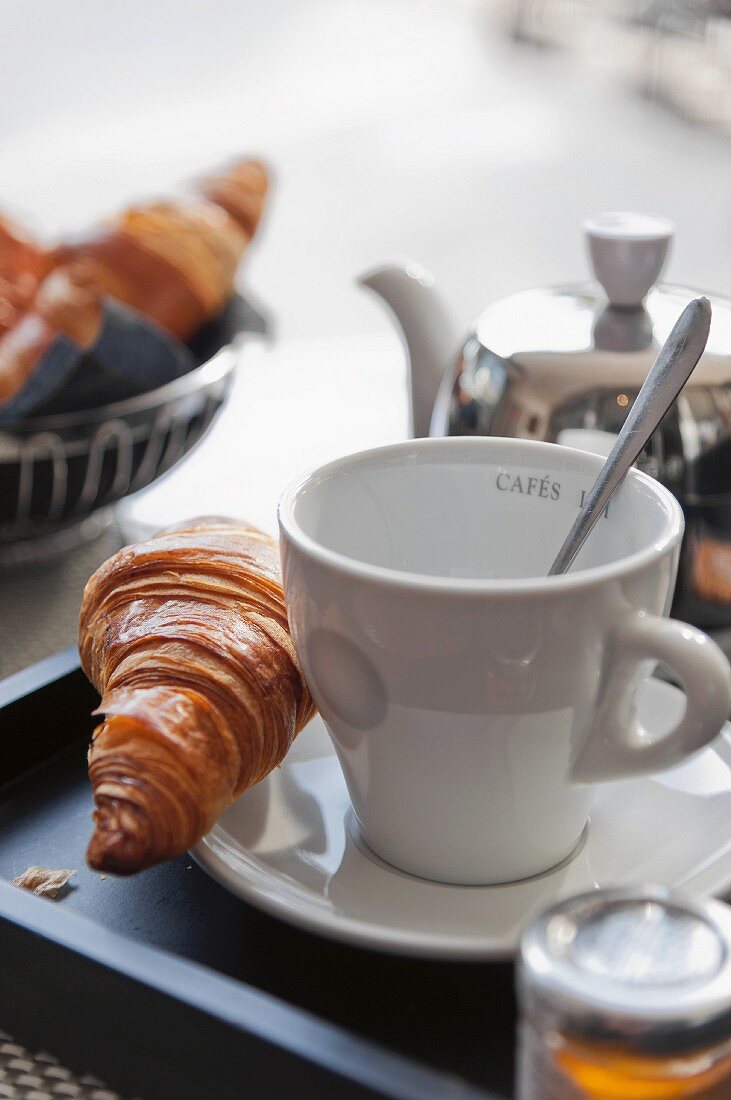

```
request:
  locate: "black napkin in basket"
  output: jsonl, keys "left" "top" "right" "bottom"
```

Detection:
{"left": 0, "top": 300, "right": 196, "bottom": 423}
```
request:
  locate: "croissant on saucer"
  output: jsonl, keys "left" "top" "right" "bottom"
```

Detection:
{"left": 78, "top": 517, "right": 314, "bottom": 875}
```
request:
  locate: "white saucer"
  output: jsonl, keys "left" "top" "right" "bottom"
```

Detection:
{"left": 194, "top": 678, "right": 731, "bottom": 959}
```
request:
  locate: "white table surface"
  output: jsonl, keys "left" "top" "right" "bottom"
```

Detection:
{"left": 1, "top": 0, "right": 730, "bottom": 676}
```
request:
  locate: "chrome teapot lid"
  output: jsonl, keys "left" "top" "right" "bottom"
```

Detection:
{"left": 470, "top": 213, "right": 731, "bottom": 372}
{"left": 437, "top": 213, "right": 731, "bottom": 497}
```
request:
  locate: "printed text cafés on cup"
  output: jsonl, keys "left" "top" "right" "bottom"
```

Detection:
{"left": 496, "top": 472, "right": 560, "bottom": 500}
{"left": 495, "top": 472, "right": 610, "bottom": 516}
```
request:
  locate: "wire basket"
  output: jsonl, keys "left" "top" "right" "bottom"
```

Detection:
{"left": 0, "top": 295, "right": 263, "bottom": 563}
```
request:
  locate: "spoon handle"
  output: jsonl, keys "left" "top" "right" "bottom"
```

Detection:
{"left": 548, "top": 296, "right": 712, "bottom": 577}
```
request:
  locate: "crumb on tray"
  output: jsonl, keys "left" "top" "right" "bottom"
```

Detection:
{"left": 11, "top": 866, "right": 76, "bottom": 899}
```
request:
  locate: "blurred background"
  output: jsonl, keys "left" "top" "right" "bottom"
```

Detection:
{"left": 1, "top": 0, "right": 730, "bottom": 673}
{"left": 2, "top": 0, "right": 729, "bottom": 339}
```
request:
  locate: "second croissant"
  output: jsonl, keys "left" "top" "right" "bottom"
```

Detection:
{"left": 0, "top": 158, "right": 269, "bottom": 411}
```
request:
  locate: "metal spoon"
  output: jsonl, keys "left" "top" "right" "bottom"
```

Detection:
{"left": 548, "top": 296, "right": 712, "bottom": 576}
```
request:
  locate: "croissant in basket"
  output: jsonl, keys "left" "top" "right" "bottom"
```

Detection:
{"left": 0, "top": 158, "right": 269, "bottom": 409}
{"left": 0, "top": 266, "right": 103, "bottom": 406}
{"left": 51, "top": 159, "right": 269, "bottom": 341}
{"left": 0, "top": 213, "right": 49, "bottom": 335}
{"left": 79, "top": 517, "right": 315, "bottom": 875}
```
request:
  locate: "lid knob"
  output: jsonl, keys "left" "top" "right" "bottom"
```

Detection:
{"left": 584, "top": 212, "right": 674, "bottom": 308}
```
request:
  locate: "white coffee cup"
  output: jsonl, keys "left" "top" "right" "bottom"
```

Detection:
{"left": 279, "top": 438, "right": 731, "bottom": 885}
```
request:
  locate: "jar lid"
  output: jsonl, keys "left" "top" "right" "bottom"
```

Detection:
{"left": 519, "top": 887, "right": 731, "bottom": 1052}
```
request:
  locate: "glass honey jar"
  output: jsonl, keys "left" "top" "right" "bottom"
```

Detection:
{"left": 516, "top": 887, "right": 731, "bottom": 1099}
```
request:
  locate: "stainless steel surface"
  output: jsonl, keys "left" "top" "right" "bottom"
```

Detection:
{"left": 433, "top": 217, "right": 731, "bottom": 498}
{"left": 519, "top": 887, "right": 731, "bottom": 1048}
{"left": 549, "top": 296, "right": 712, "bottom": 575}
{"left": 436, "top": 279, "right": 731, "bottom": 501}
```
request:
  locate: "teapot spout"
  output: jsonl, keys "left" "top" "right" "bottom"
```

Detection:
{"left": 359, "top": 260, "right": 459, "bottom": 438}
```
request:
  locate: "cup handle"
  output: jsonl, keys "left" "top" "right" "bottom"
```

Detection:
{"left": 571, "top": 610, "right": 731, "bottom": 783}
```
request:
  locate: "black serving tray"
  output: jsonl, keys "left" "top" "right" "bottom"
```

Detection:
{"left": 0, "top": 650, "right": 513, "bottom": 1099}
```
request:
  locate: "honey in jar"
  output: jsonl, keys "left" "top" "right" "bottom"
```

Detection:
{"left": 516, "top": 887, "right": 731, "bottom": 1099}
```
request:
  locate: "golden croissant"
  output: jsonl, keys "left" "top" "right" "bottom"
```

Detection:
{"left": 50, "top": 158, "right": 269, "bottom": 341}
{"left": 0, "top": 266, "right": 103, "bottom": 405}
{"left": 78, "top": 517, "right": 314, "bottom": 875}
{"left": 0, "top": 158, "right": 268, "bottom": 407}
{"left": 0, "top": 212, "right": 49, "bottom": 335}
